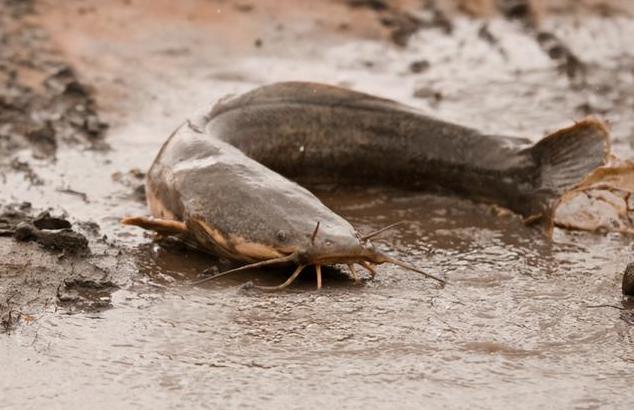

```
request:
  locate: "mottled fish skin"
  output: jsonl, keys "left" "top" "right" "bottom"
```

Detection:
{"left": 144, "top": 82, "right": 609, "bottom": 262}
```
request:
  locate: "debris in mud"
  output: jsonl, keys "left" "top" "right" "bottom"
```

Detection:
{"left": 623, "top": 263, "right": 634, "bottom": 296}
{"left": 0, "top": 0, "right": 108, "bottom": 164}
{"left": 57, "top": 187, "right": 90, "bottom": 203}
{"left": 15, "top": 221, "right": 90, "bottom": 255}
{"left": 1, "top": 205, "right": 90, "bottom": 254}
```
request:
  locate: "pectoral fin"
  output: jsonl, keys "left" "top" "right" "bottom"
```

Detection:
{"left": 121, "top": 216, "right": 188, "bottom": 236}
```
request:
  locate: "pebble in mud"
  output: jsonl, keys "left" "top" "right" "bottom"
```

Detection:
{"left": 623, "top": 262, "right": 634, "bottom": 296}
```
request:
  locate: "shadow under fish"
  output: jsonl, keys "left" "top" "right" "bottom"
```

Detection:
{"left": 122, "top": 82, "right": 614, "bottom": 289}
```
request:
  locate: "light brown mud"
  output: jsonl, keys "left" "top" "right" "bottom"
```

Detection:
{"left": 2, "top": 0, "right": 634, "bottom": 408}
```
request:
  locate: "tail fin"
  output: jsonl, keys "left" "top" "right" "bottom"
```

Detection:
{"left": 527, "top": 118, "right": 610, "bottom": 217}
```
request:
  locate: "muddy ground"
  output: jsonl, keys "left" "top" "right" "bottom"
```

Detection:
{"left": 1, "top": 0, "right": 634, "bottom": 408}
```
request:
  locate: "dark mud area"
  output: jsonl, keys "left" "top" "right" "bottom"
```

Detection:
{"left": 2, "top": 0, "right": 634, "bottom": 408}
{"left": 0, "top": 202, "right": 131, "bottom": 332}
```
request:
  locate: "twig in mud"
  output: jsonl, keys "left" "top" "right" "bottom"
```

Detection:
{"left": 56, "top": 188, "right": 89, "bottom": 203}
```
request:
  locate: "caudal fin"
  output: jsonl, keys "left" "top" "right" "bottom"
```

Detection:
{"left": 528, "top": 118, "right": 610, "bottom": 217}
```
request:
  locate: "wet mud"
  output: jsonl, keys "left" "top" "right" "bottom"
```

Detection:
{"left": 2, "top": 0, "right": 634, "bottom": 408}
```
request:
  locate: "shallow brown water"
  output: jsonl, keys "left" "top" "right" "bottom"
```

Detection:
{"left": 2, "top": 1, "right": 634, "bottom": 408}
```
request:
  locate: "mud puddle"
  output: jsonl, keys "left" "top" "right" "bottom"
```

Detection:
{"left": 2, "top": 0, "right": 634, "bottom": 408}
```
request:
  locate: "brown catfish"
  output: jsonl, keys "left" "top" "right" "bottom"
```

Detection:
{"left": 123, "top": 82, "right": 609, "bottom": 289}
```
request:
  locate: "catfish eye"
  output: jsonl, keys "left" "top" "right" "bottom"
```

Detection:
{"left": 324, "top": 239, "right": 333, "bottom": 247}
{"left": 276, "top": 230, "right": 288, "bottom": 242}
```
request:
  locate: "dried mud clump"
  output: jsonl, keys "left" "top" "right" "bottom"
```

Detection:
{"left": 1, "top": 206, "right": 90, "bottom": 255}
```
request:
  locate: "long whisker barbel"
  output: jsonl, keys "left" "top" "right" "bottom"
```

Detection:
{"left": 361, "top": 221, "right": 407, "bottom": 241}
{"left": 191, "top": 253, "right": 297, "bottom": 285}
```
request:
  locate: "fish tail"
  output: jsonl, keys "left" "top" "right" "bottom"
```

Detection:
{"left": 527, "top": 117, "right": 610, "bottom": 218}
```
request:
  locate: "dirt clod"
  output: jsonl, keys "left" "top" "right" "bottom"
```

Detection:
{"left": 2, "top": 205, "right": 89, "bottom": 254}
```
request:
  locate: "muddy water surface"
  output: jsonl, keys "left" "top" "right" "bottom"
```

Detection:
{"left": 2, "top": 1, "right": 634, "bottom": 408}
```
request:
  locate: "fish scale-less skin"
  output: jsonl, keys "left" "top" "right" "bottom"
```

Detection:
{"left": 143, "top": 82, "right": 608, "bottom": 263}
{"left": 207, "top": 82, "right": 542, "bottom": 214}
{"left": 147, "top": 118, "right": 361, "bottom": 262}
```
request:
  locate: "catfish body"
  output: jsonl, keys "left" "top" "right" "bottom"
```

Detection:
{"left": 205, "top": 82, "right": 608, "bottom": 218}
{"left": 126, "top": 82, "right": 609, "bottom": 284}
